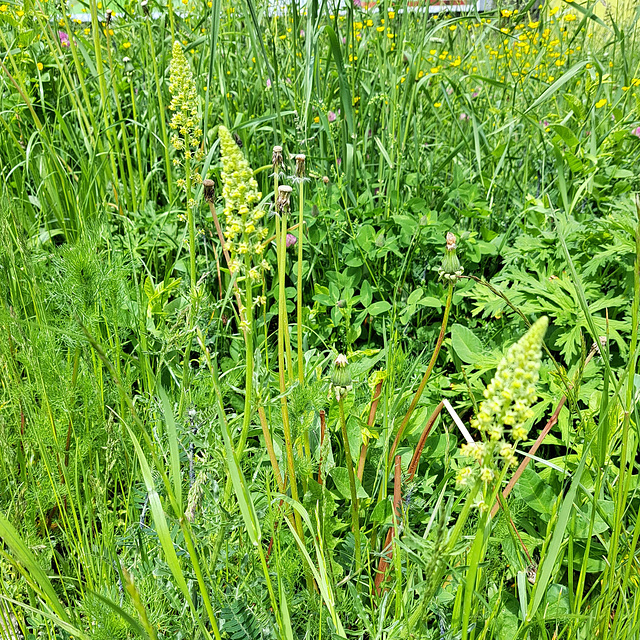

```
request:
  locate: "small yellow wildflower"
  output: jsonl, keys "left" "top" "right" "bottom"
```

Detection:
{"left": 0, "top": 5, "right": 7, "bottom": 11}
{"left": 434, "top": 102, "right": 442, "bottom": 108}
{"left": 123, "top": 41, "right": 131, "bottom": 49}
{"left": 376, "top": 26, "right": 384, "bottom": 32}
{"left": 17, "top": 9, "right": 24, "bottom": 16}
{"left": 595, "top": 98, "right": 607, "bottom": 108}
{"left": 564, "top": 13, "right": 577, "bottom": 22}
{"left": 37, "top": 62, "right": 43, "bottom": 71}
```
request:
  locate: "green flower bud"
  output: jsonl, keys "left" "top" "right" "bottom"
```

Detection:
{"left": 331, "top": 354, "right": 352, "bottom": 401}
{"left": 438, "top": 232, "right": 464, "bottom": 283}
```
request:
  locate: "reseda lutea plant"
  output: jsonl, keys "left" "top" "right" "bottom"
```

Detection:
{"left": 454, "top": 316, "right": 548, "bottom": 640}
{"left": 218, "top": 124, "right": 269, "bottom": 459}
{"left": 168, "top": 41, "right": 203, "bottom": 293}
{"left": 456, "top": 316, "right": 548, "bottom": 509}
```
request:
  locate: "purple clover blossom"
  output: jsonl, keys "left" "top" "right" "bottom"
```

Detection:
{"left": 286, "top": 233, "right": 297, "bottom": 248}
{"left": 633, "top": 126, "right": 640, "bottom": 139}
{"left": 266, "top": 78, "right": 272, "bottom": 89}
{"left": 328, "top": 111, "right": 337, "bottom": 122}
{"left": 460, "top": 112, "right": 469, "bottom": 121}
{"left": 58, "top": 31, "right": 70, "bottom": 48}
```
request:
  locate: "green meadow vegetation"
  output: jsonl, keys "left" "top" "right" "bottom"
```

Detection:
{"left": 1, "top": 0, "right": 640, "bottom": 637}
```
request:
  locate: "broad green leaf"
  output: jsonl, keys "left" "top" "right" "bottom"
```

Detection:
{"left": 451, "top": 323, "right": 484, "bottom": 365}
{"left": 329, "top": 467, "right": 369, "bottom": 499}
{"left": 368, "top": 301, "right": 392, "bottom": 316}
{"left": 514, "top": 467, "right": 556, "bottom": 515}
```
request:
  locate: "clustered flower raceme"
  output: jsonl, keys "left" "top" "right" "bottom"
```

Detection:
{"left": 456, "top": 316, "right": 548, "bottom": 498}
{"left": 168, "top": 41, "right": 203, "bottom": 197}
{"left": 218, "top": 125, "right": 269, "bottom": 288}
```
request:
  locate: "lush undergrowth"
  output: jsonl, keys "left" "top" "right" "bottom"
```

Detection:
{"left": 1, "top": 0, "right": 640, "bottom": 638}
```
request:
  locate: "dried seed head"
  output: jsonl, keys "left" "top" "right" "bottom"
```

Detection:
{"left": 272, "top": 145, "right": 284, "bottom": 170}
{"left": 322, "top": 175, "right": 329, "bottom": 185}
{"left": 203, "top": 178, "right": 215, "bottom": 203}
{"left": 295, "top": 153, "right": 306, "bottom": 178}
{"left": 141, "top": 0, "right": 149, "bottom": 15}
{"left": 276, "top": 184, "right": 292, "bottom": 214}
{"left": 233, "top": 132, "right": 243, "bottom": 148}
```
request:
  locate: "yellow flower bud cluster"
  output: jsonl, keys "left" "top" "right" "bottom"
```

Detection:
{"left": 218, "top": 125, "right": 269, "bottom": 282}
{"left": 456, "top": 317, "right": 548, "bottom": 493}
{"left": 168, "top": 41, "right": 203, "bottom": 183}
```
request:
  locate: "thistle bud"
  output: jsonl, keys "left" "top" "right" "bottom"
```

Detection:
{"left": 203, "top": 178, "right": 215, "bottom": 203}
{"left": 276, "top": 184, "right": 292, "bottom": 214}
{"left": 322, "top": 175, "right": 329, "bottom": 185}
{"left": 438, "top": 231, "right": 464, "bottom": 283}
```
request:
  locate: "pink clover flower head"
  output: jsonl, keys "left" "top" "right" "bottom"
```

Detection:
{"left": 471, "top": 89, "right": 480, "bottom": 98}
{"left": 58, "top": 31, "right": 70, "bottom": 47}
{"left": 460, "top": 112, "right": 469, "bottom": 121}
{"left": 286, "top": 233, "right": 297, "bottom": 248}
{"left": 633, "top": 126, "right": 640, "bottom": 139}
{"left": 328, "top": 110, "right": 337, "bottom": 122}
{"left": 266, "top": 78, "right": 272, "bottom": 89}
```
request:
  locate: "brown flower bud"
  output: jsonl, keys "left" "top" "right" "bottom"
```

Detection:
{"left": 276, "top": 184, "right": 292, "bottom": 214}
{"left": 203, "top": 179, "right": 215, "bottom": 203}
{"left": 272, "top": 145, "right": 284, "bottom": 170}
{"left": 295, "top": 153, "right": 306, "bottom": 178}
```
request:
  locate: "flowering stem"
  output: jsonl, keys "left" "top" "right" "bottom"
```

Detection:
{"left": 297, "top": 179, "right": 304, "bottom": 385}
{"left": 389, "top": 282, "right": 454, "bottom": 465}
{"left": 235, "top": 260, "right": 253, "bottom": 459}
{"left": 276, "top": 211, "right": 305, "bottom": 542}
{"left": 338, "top": 396, "right": 361, "bottom": 573}
{"left": 185, "top": 138, "right": 197, "bottom": 294}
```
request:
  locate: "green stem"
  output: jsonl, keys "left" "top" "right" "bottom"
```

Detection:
{"left": 235, "top": 261, "right": 253, "bottom": 459}
{"left": 338, "top": 396, "right": 361, "bottom": 573}
{"left": 277, "top": 212, "right": 304, "bottom": 542}
{"left": 185, "top": 141, "right": 196, "bottom": 293}
{"left": 297, "top": 179, "right": 304, "bottom": 385}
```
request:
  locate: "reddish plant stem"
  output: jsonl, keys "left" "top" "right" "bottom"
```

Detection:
{"left": 357, "top": 380, "right": 384, "bottom": 481}
{"left": 375, "top": 455, "right": 402, "bottom": 595}
{"left": 407, "top": 401, "right": 444, "bottom": 481}
{"left": 389, "top": 283, "right": 453, "bottom": 465}
{"left": 207, "top": 200, "right": 244, "bottom": 323}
